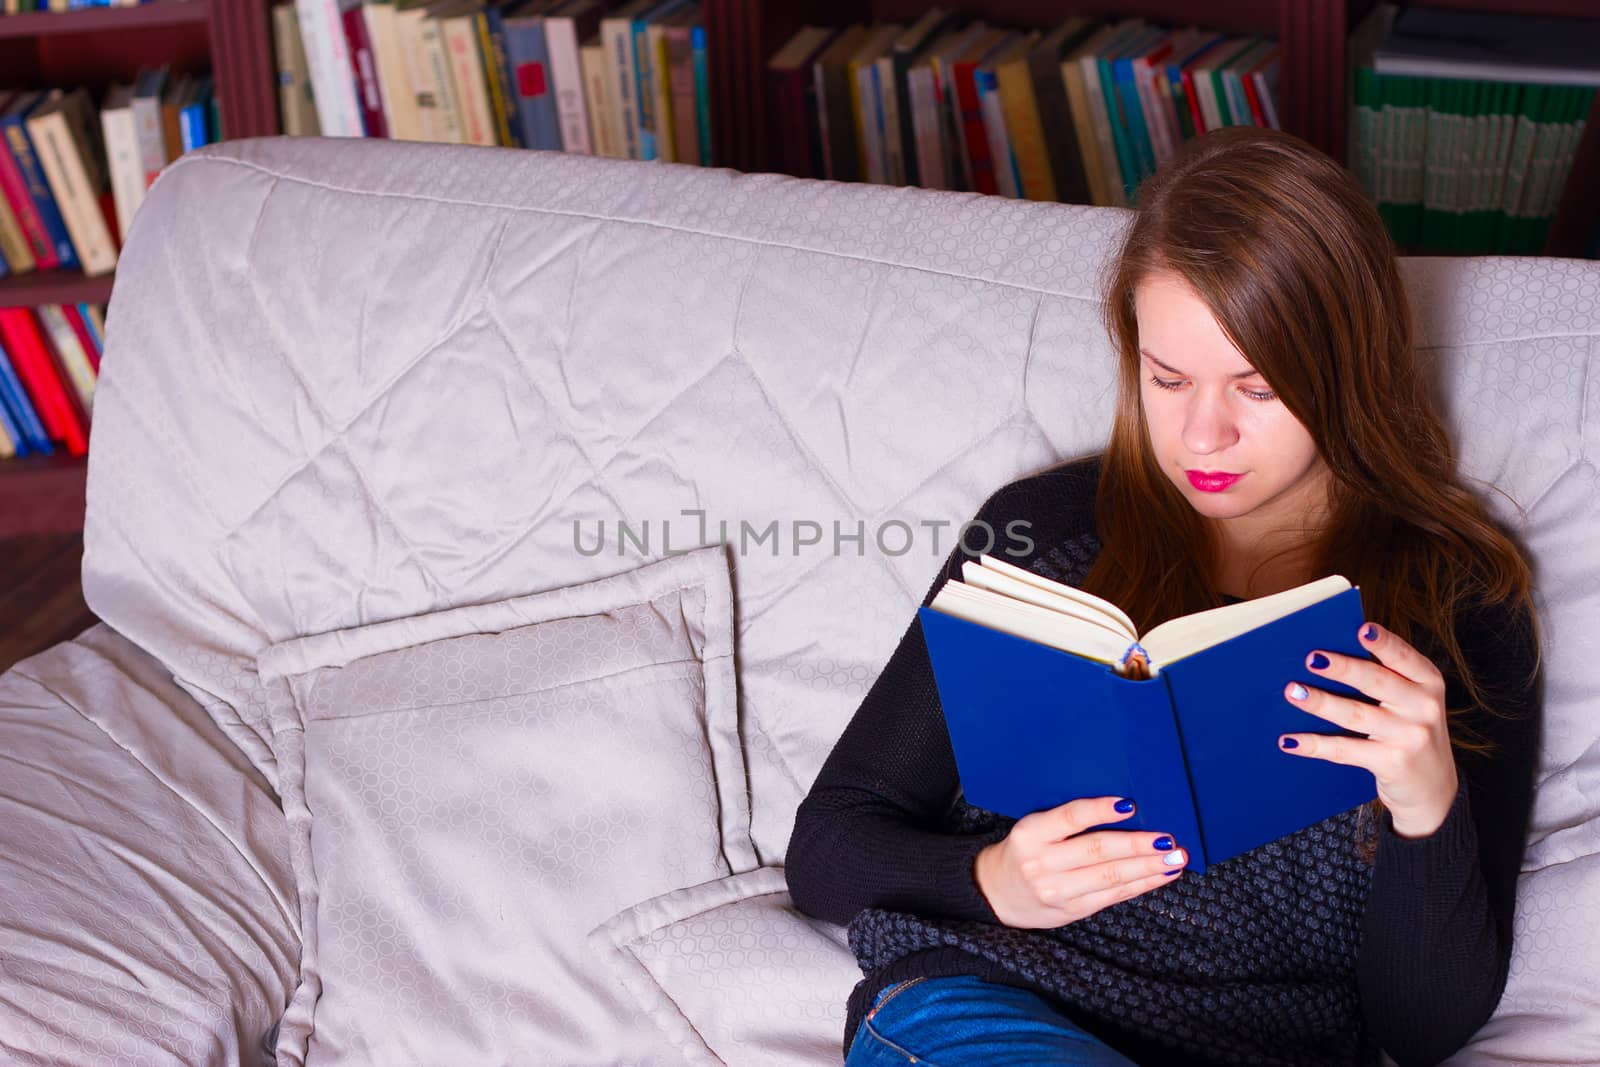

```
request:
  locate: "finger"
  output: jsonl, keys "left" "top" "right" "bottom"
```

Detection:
{"left": 1049, "top": 852, "right": 1189, "bottom": 912}
{"left": 1357, "top": 622, "right": 1446, "bottom": 698}
{"left": 1055, "top": 847, "right": 1190, "bottom": 898}
{"left": 1284, "top": 680, "right": 1390, "bottom": 739}
{"left": 1277, "top": 730, "right": 1385, "bottom": 771}
{"left": 1303, "top": 649, "right": 1416, "bottom": 712}
{"left": 1017, "top": 795, "right": 1135, "bottom": 848}
{"left": 1034, "top": 830, "right": 1182, "bottom": 874}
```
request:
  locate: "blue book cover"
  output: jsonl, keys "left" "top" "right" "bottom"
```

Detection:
{"left": 1, "top": 93, "right": 81, "bottom": 272}
{"left": 502, "top": 17, "right": 563, "bottom": 151}
{"left": 919, "top": 585, "right": 1378, "bottom": 875}
{"left": 0, "top": 335, "right": 53, "bottom": 456}
{"left": 1113, "top": 53, "right": 1157, "bottom": 185}
{"left": 0, "top": 357, "right": 25, "bottom": 456}
{"left": 691, "top": 24, "right": 711, "bottom": 165}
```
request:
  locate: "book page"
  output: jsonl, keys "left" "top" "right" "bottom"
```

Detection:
{"left": 928, "top": 583, "right": 1133, "bottom": 667}
{"left": 974, "top": 553, "right": 1138, "bottom": 639}
{"left": 959, "top": 559, "right": 1136, "bottom": 642}
{"left": 1142, "top": 575, "right": 1352, "bottom": 669}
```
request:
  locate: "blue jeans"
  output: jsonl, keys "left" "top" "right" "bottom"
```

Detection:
{"left": 845, "top": 975, "right": 1140, "bottom": 1067}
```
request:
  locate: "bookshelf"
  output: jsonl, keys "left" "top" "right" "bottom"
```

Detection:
{"left": 0, "top": 0, "right": 276, "bottom": 535}
{"left": 709, "top": 0, "right": 1599, "bottom": 254}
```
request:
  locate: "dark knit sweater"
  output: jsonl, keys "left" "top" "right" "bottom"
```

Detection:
{"left": 785, "top": 456, "right": 1541, "bottom": 1067}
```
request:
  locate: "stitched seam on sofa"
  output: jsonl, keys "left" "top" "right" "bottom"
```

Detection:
{"left": 163, "top": 154, "right": 1114, "bottom": 303}
{"left": 295, "top": 655, "right": 708, "bottom": 726}
{"left": 10, "top": 664, "right": 301, "bottom": 932}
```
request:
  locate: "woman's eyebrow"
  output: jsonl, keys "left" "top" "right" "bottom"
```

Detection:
{"left": 1140, "top": 350, "right": 1261, "bottom": 380}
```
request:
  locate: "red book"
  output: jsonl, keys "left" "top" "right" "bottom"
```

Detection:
{"left": 952, "top": 58, "right": 998, "bottom": 195}
{"left": 1179, "top": 67, "right": 1208, "bottom": 135}
{"left": 63, "top": 304, "right": 101, "bottom": 374}
{"left": 0, "top": 307, "right": 88, "bottom": 455}
{"left": 342, "top": 7, "right": 388, "bottom": 138}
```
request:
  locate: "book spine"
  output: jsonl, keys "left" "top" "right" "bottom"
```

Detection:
{"left": 1119, "top": 675, "right": 1209, "bottom": 874}
{"left": 692, "top": 24, "right": 711, "bottom": 165}
{"left": 996, "top": 54, "right": 1057, "bottom": 201}
{"left": 545, "top": 18, "right": 594, "bottom": 154}
{"left": 0, "top": 119, "right": 57, "bottom": 268}
{"left": 26, "top": 111, "right": 117, "bottom": 276}
{"left": 504, "top": 20, "right": 562, "bottom": 151}
{"left": 2, "top": 116, "right": 79, "bottom": 271}
{"left": 0, "top": 335, "right": 51, "bottom": 454}
{"left": 342, "top": 4, "right": 389, "bottom": 138}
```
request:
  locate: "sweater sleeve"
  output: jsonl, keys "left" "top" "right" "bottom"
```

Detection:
{"left": 784, "top": 484, "right": 1040, "bottom": 928}
{"left": 1357, "top": 596, "right": 1542, "bottom": 1067}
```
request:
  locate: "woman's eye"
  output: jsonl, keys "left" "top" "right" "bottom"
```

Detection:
{"left": 1240, "top": 386, "right": 1277, "bottom": 402}
{"left": 1148, "top": 375, "right": 1185, "bottom": 392}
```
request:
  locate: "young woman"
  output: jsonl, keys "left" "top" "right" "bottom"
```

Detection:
{"left": 785, "top": 127, "right": 1542, "bottom": 1067}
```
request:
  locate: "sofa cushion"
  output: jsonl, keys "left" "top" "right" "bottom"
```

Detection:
{"left": 257, "top": 544, "right": 752, "bottom": 1065}
{"left": 588, "top": 867, "right": 861, "bottom": 1066}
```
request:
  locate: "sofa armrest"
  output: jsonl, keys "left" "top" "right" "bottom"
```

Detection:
{"left": 0, "top": 624, "right": 300, "bottom": 1067}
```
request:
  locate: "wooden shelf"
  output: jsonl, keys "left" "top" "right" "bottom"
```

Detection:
{"left": 0, "top": 453, "right": 88, "bottom": 537}
{"left": 0, "top": 270, "right": 115, "bottom": 309}
{"left": 0, "top": 0, "right": 208, "bottom": 39}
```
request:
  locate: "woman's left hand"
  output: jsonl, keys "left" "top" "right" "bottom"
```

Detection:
{"left": 1280, "top": 621, "right": 1459, "bottom": 839}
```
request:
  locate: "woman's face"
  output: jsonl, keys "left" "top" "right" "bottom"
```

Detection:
{"left": 1133, "top": 271, "right": 1330, "bottom": 540}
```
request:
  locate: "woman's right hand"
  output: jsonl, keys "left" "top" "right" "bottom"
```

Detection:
{"left": 973, "top": 796, "right": 1188, "bottom": 929}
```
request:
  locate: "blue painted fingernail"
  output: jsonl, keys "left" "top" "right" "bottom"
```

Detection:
{"left": 1163, "top": 868, "right": 1181, "bottom": 876}
{"left": 1114, "top": 798, "right": 1136, "bottom": 814}
{"left": 1281, "top": 736, "right": 1300, "bottom": 749}
{"left": 1309, "top": 652, "right": 1329, "bottom": 670}
{"left": 1153, "top": 836, "right": 1174, "bottom": 851}
{"left": 1362, "top": 624, "right": 1378, "bottom": 641}
{"left": 1289, "top": 683, "right": 1309, "bottom": 701}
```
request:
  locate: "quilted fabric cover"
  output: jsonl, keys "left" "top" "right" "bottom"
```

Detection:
{"left": 77, "top": 141, "right": 1600, "bottom": 1059}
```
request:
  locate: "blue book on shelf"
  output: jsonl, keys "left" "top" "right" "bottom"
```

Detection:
{"left": 0, "top": 335, "right": 53, "bottom": 456}
{"left": 502, "top": 14, "right": 563, "bottom": 151}
{"left": 919, "top": 574, "right": 1377, "bottom": 876}
{"left": 1113, "top": 49, "right": 1158, "bottom": 185}
{"left": 691, "top": 24, "right": 711, "bottom": 165}
{"left": 1, "top": 92, "right": 81, "bottom": 272}
{"left": 0, "top": 360, "right": 24, "bottom": 455}
{"left": 632, "top": 0, "right": 692, "bottom": 161}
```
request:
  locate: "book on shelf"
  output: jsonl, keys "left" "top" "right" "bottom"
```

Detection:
{"left": 918, "top": 554, "right": 1378, "bottom": 875}
{"left": 0, "top": 302, "right": 104, "bottom": 461}
{"left": 1351, "top": 4, "right": 1598, "bottom": 254}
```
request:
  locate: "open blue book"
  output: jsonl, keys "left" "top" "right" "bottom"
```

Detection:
{"left": 918, "top": 556, "right": 1378, "bottom": 875}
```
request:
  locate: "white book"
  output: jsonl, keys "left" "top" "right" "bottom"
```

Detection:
{"left": 546, "top": 6, "right": 594, "bottom": 154}
{"left": 296, "top": 0, "right": 367, "bottom": 136}
{"left": 37, "top": 305, "right": 96, "bottom": 414}
{"left": 272, "top": 3, "right": 323, "bottom": 136}
{"left": 581, "top": 37, "right": 623, "bottom": 158}
{"left": 364, "top": 0, "right": 423, "bottom": 140}
{"left": 99, "top": 83, "right": 145, "bottom": 245}
{"left": 601, "top": 0, "right": 652, "bottom": 159}
{"left": 397, "top": 8, "right": 464, "bottom": 143}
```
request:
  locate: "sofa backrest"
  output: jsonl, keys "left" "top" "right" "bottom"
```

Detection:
{"left": 84, "top": 138, "right": 1600, "bottom": 867}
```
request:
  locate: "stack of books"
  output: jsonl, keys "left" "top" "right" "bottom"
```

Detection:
{"left": 1, "top": 0, "right": 162, "bottom": 11}
{"left": 0, "top": 71, "right": 219, "bottom": 281}
{"left": 0, "top": 302, "right": 104, "bottom": 461}
{"left": 278, "top": 0, "right": 713, "bottom": 165}
{"left": 1351, "top": 6, "right": 1599, "bottom": 254}
{"left": 767, "top": 12, "right": 1283, "bottom": 207}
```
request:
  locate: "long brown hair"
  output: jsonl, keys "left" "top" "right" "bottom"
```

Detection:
{"left": 1081, "top": 128, "right": 1534, "bottom": 796}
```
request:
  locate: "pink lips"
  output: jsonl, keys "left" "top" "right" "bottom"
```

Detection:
{"left": 1185, "top": 470, "right": 1244, "bottom": 493}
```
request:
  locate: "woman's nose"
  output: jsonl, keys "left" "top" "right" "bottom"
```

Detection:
{"left": 1182, "top": 393, "right": 1240, "bottom": 457}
